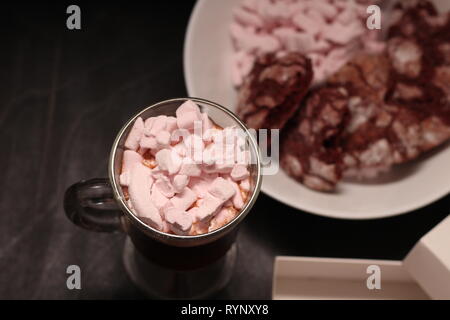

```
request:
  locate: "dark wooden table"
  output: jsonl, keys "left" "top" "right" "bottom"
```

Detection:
{"left": 1, "top": 1, "right": 449, "bottom": 299}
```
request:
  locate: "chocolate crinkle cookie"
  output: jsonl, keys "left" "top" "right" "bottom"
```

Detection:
{"left": 386, "top": 0, "right": 450, "bottom": 123}
{"left": 383, "top": 1, "right": 450, "bottom": 161}
{"left": 327, "top": 53, "right": 396, "bottom": 180}
{"left": 280, "top": 85, "right": 350, "bottom": 192}
{"left": 236, "top": 52, "right": 313, "bottom": 130}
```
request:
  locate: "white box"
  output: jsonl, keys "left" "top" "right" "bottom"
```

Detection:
{"left": 404, "top": 215, "right": 450, "bottom": 299}
{"left": 272, "top": 256, "right": 429, "bottom": 300}
{"left": 273, "top": 216, "right": 450, "bottom": 300}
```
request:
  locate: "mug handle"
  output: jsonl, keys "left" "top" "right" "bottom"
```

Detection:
{"left": 64, "top": 178, "right": 124, "bottom": 232}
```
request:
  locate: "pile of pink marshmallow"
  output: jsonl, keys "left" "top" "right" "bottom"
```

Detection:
{"left": 230, "top": 0, "right": 385, "bottom": 85}
{"left": 120, "top": 100, "right": 251, "bottom": 235}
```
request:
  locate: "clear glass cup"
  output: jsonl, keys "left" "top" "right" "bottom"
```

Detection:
{"left": 64, "top": 97, "right": 262, "bottom": 298}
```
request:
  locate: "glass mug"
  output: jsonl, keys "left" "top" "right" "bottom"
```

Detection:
{"left": 64, "top": 98, "right": 262, "bottom": 298}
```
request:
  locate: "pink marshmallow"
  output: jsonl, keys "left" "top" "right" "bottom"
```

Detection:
{"left": 356, "top": 3, "right": 369, "bottom": 18}
{"left": 309, "top": 52, "right": 325, "bottom": 67}
{"left": 219, "top": 145, "right": 239, "bottom": 168}
{"left": 140, "top": 136, "right": 157, "bottom": 150}
{"left": 288, "top": 35, "right": 310, "bottom": 53}
{"left": 119, "top": 171, "right": 130, "bottom": 187}
{"left": 144, "top": 117, "right": 155, "bottom": 128}
{"left": 128, "top": 163, "right": 162, "bottom": 230}
{"left": 149, "top": 115, "right": 167, "bottom": 136}
{"left": 155, "top": 149, "right": 182, "bottom": 175}
{"left": 214, "top": 146, "right": 237, "bottom": 172}
{"left": 202, "top": 143, "right": 219, "bottom": 166}
{"left": 233, "top": 7, "right": 263, "bottom": 28}
{"left": 231, "top": 21, "right": 281, "bottom": 53}
{"left": 365, "top": 40, "right": 386, "bottom": 54}
{"left": 273, "top": 27, "right": 296, "bottom": 47}
{"left": 336, "top": 7, "right": 358, "bottom": 26}
{"left": 230, "top": 22, "right": 250, "bottom": 51}
{"left": 212, "top": 126, "right": 238, "bottom": 146}
{"left": 188, "top": 174, "right": 218, "bottom": 198}
{"left": 173, "top": 142, "right": 187, "bottom": 157}
{"left": 319, "top": 48, "right": 349, "bottom": 78}
{"left": 274, "top": 28, "right": 316, "bottom": 53}
{"left": 154, "top": 176, "right": 175, "bottom": 198}
{"left": 165, "top": 116, "right": 178, "bottom": 133}
{"left": 214, "top": 163, "right": 235, "bottom": 174}
{"left": 227, "top": 178, "right": 244, "bottom": 210}
{"left": 177, "top": 111, "right": 201, "bottom": 130}
{"left": 327, "top": 47, "right": 349, "bottom": 62}
{"left": 239, "top": 53, "right": 255, "bottom": 78}
{"left": 334, "top": 0, "right": 348, "bottom": 10}
{"left": 176, "top": 100, "right": 202, "bottom": 130}
{"left": 224, "top": 126, "right": 242, "bottom": 144}
{"left": 144, "top": 117, "right": 155, "bottom": 136}
{"left": 122, "top": 150, "right": 143, "bottom": 172}
{"left": 201, "top": 164, "right": 220, "bottom": 174}
{"left": 156, "top": 130, "right": 171, "bottom": 148}
{"left": 171, "top": 127, "right": 190, "bottom": 144}
{"left": 187, "top": 206, "right": 200, "bottom": 223}
{"left": 236, "top": 149, "right": 251, "bottom": 166}
{"left": 312, "top": 1, "right": 338, "bottom": 20}
{"left": 150, "top": 166, "right": 164, "bottom": 179}
{"left": 124, "top": 117, "right": 144, "bottom": 150}
{"left": 202, "top": 112, "right": 213, "bottom": 133}
{"left": 173, "top": 174, "right": 189, "bottom": 193}
{"left": 253, "top": 34, "right": 281, "bottom": 53}
{"left": 231, "top": 49, "right": 254, "bottom": 87}
{"left": 258, "top": 0, "right": 291, "bottom": 22}
{"left": 323, "top": 21, "right": 363, "bottom": 45}
{"left": 309, "top": 39, "right": 331, "bottom": 53}
{"left": 203, "top": 128, "right": 220, "bottom": 143}
{"left": 164, "top": 207, "right": 192, "bottom": 235}
{"left": 231, "top": 60, "right": 244, "bottom": 87}
{"left": 304, "top": 8, "right": 326, "bottom": 27}
{"left": 195, "top": 193, "right": 223, "bottom": 223}
{"left": 313, "top": 63, "right": 327, "bottom": 83}
{"left": 292, "top": 13, "right": 322, "bottom": 36}
{"left": 176, "top": 100, "right": 202, "bottom": 118}
{"left": 150, "top": 183, "right": 169, "bottom": 214}
{"left": 170, "top": 187, "right": 197, "bottom": 211}
{"left": 231, "top": 164, "right": 250, "bottom": 181}
{"left": 179, "top": 158, "right": 202, "bottom": 177}
{"left": 208, "top": 177, "right": 236, "bottom": 202}
{"left": 184, "top": 134, "right": 204, "bottom": 162}
{"left": 364, "top": 30, "right": 385, "bottom": 53}
{"left": 241, "top": 0, "right": 259, "bottom": 12}
{"left": 240, "top": 178, "right": 251, "bottom": 192}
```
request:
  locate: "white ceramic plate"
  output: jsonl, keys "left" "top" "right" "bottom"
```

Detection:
{"left": 184, "top": 0, "right": 450, "bottom": 219}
